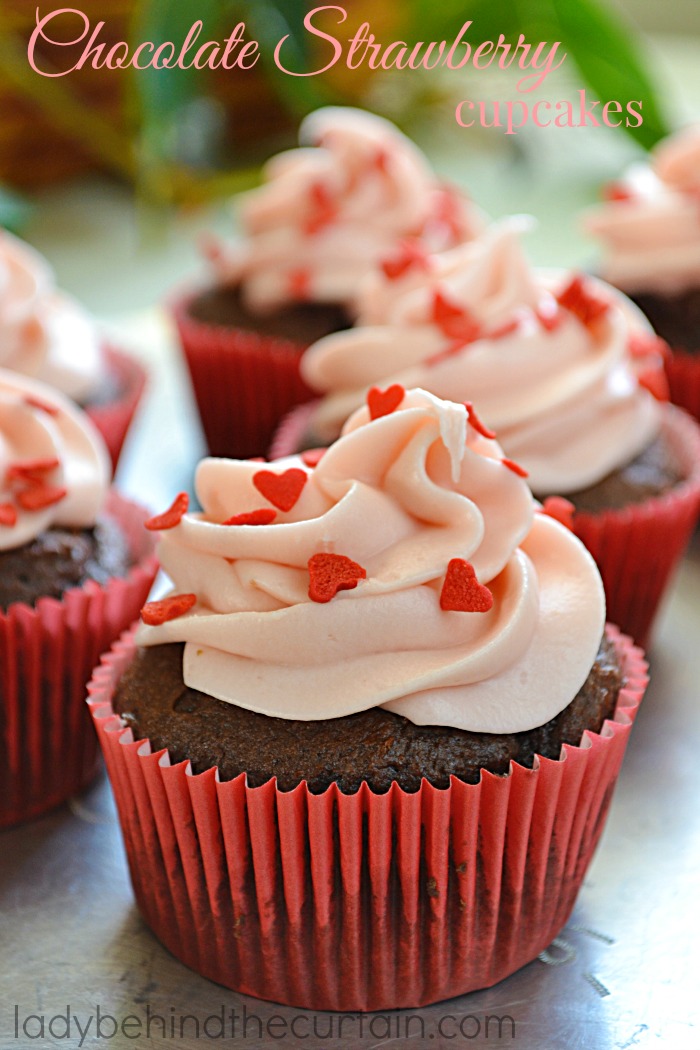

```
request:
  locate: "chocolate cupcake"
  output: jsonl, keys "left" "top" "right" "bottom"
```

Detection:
{"left": 284, "top": 221, "right": 700, "bottom": 643}
{"left": 585, "top": 125, "right": 700, "bottom": 422}
{"left": 173, "top": 106, "right": 484, "bottom": 458}
{"left": 89, "top": 389, "right": 647, "bottom": 1010}
{"left": 0, "top": 370, "right": 157, "bottom": 827}
{"left": 0, "top": 230, "right": 146, "bottom": 471}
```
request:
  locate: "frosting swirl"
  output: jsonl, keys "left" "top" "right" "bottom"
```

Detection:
{"left": 204, "top": 107, "right": 484, "bottom": 313}
{"left": 585, "top": 125, "right": 700, "bottom": 294}
{"left": 0, "top": 369, "right": 110, "bottom": 550}
{"left": 137, "top": 389, "right": 605, "bottom": 733}
{"left": 302, "top": 222, "right": 664, "bottom": 494}
{"left": 0, "top": 231, "right": 103, "bottom": 402}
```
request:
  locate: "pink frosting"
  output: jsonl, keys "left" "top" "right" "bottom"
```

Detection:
{"left": 585, "top": 125, "right": 700, "bottom": 294}
{"left": 0, "top": 369, "right": 110, "bottom": 551}
{"left": 0, "top": 231, "right": 103, "bottom": 402}
{"left": 204, "top": 107, "right": 484, "bottom": 313}
{"left": 302, "top": 222, "right": 663, "bottom": 494}
{"left": 136, "top": 389, "right": 605, "bottom": 733}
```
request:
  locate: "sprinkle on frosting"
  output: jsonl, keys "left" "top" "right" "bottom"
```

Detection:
{"left": 439, "top": 559, "right": 494, "bottom": 613}
{"left": 301, "top": 448, "right": 327, "bottom": 468}
{"left": 585, "top": 125, "right": 700, "bottom": 294}
{"left": 136, "top": 389, "right": 606, "bottom": 734}
{"left": 224, "top": 508, "right": 277, "bottom": 526}
{"left": 464, "top": 401, "right": 496, "bottom": 440}
{"left": 367, "top": 383, "right": 405, "bottom": 420}
{"left": 145, "top": 492, "right": 189, "bottom": 531}
{"left": 0, "top": 369, "right": 109, "bottom": 551}
{"left": 204, "top": 107, "right": 485, "bottom": 314}
{"left": 253, "top": 467, "right": 307, "bottom": 511}
{"left": 301, "top": 220, "right": 664, "bottom": 495}
{"left": 502, "top": 457, "right": 529, "bottom": 478}
{"left": 381, "top": 241, "right": 430, "bottom": 281}
{"left": 308, "top": 552, "right": 367, "bottom": 603}
{"left": 141, "top": 594, "right": 197, "bottom": 626}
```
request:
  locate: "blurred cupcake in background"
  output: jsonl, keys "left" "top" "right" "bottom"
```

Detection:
{"left": 89, "top": 388, "right": 646, "bottom": 1010}
{"left": 0, "top": 369, "right": 157, "bottom": 828}
{"left": 173, "top": 106, "right": 485, "bottom": 459}
{"left": 0, "top": 229, "right": 147, "bottom": 471}
{"left": 276, "top": 221, "right": 700, "bottom": 644}
{"left": 585, "top": 125, "right": 700, "bottom": 422}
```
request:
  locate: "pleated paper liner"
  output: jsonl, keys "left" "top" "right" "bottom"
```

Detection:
{"left": 664, "top": 347, "right": 700, "bottom": 424}
{"left": 573, "top": 404, "right": 700, "bottom": 648}
{"left": 89, "top": 625, "right": 646, "bottom": 1012}
{"left": 0, "top": 492, "right": 158, "bottom": 829}
{"left": 85, "top": 346, "right": 148, "bottom": 475}
{"left": 172, "top": 292, "right": 316, "bottom": 461}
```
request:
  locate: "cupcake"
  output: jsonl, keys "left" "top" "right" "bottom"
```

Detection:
{"left": 585, "top": 125, "right": 700, "bottom": 422}
{"left": 284, "top": 222, "right": 700, "bottom": 644}
{"left": 88, "top": 389, "right": 646, "bottom": 1010}
{"left": 0, "top": 229, "right": 147, "bottom": 471}
{"left": 173, "top": 106, "right": 484, "bottom": 459}
{"left": 0, "top": 370, "right": 157, "bottom": 828}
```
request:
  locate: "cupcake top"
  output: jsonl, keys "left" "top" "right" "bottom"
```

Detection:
{"left": 137, "top": 388, "right": 605, "bottom": 734}
{"left": 0, "top": 369, "right": 110, "bottom": 551}
{"left": 585, "top": 125, "right": 700, "bottom": 295}
{"left": 302, "top": 222, "right": 665, "bottom": 495}
{"left": 0, "top": 230, "right": 104, "bottom": 403}
{"left": 203, "top": 107, "right": 484, "bottom": 314}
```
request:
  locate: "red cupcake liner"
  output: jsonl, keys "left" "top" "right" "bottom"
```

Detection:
{"left": 665, "top": 347, "right": 700, "bottom": 424}
{"left": 89, "top": 625, "right": 646, "bottom": 1011}
{"left": 85, "top": 346, "right": 148, "bottom": 474}
{"left": 172, "top": 292, "right": 316, "bottom": 461}
{"left": 0, "top": 492, "right": 157, "bottom": 829}
{"left": 573, "top": 405, "right": 700, "bottom": 648}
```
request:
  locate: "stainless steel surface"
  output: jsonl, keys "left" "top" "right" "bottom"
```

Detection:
{"left": 1, "top": 312, "right": 699, "bottom": 1050}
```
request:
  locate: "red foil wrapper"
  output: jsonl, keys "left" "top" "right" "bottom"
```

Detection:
{"left": 574, "top": 405, "right": 700, "bottom": 647}
{"left": 172, "top": 292, "right": 316, "bottom": 460}
{"left": 0, "top": 492, "right": 157, "bottom": 829}
{"left": 89, "top": 626, "right": 646, "bottom": 1011}
{"left": 664, "top": 348, "right": 700, "bottom": 424}
{"left": 86, "top": 346, "right": 147, "bottom": 474}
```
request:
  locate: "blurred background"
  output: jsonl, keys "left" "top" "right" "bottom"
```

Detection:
{"left": 0, "top": 0, "right": 697, "bottom": 316}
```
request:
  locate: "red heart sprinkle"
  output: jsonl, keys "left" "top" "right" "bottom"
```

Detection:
{"left": 301, "top": 448, "right": 327, "bottom": 468}
{"left": 431, "top": 290, "right": 482, "bottom": 344}
{"left": 603, "top": 181, "right": 632, "bottom": 202}
{"left": 16, "top": 484, "right": 67, "bottom": 511}
{"left": 145, "top": 492, "right": 189, "bottom": 531}
{"left": 253, "top": 468, "right": 307, "bottom": 512}
{"left": 308, "top": 552, "right": 367, "bottom": 603}
{"left": 628, "top": 332, "right": 670, "bottom": 361}
{"left": 288, "top": 268, "right": 311, "bottom": 300}
{"left": 381, "top": 240, "right": 429, "bottom": 280}
{"left": 464, "top": 401, "right": 496, "bottom": 440}
{"left": 0, "top": 503, "right": 17, "bottom": 527}
{"left": 140, "top": 593, "right": 197, "bottom": 626}
{"left": 6, "top": 457, "right": 60, "bottom": 483}
{"left": 541, "top": 496, "right": 575, "bottom": 531}
{"left": 556, "top": 275, "right": 610, "bottom": 329}
{"left": 304, "top": 182, "right": 338, "bottom": 235}
{"left": 440, "top": 559, "right": 493, "bottom": 613}
{"left": 223, "top": 508, "right": 277, "bottom": 526}
{"left": 502, "top": 457, "right": 529, "bottom": 478}
{"left": 23, "top": 395, "right": 59, "bottom": 416}
{"left": 367, "top": 384, "right": 405, "bottom": 421}
{"left": 638, "top": 367, "right": 669, "bottom": 401}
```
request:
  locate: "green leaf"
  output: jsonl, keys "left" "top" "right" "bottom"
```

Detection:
{"left": 549, "top": 0, "right": 669, "bottom": 149}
